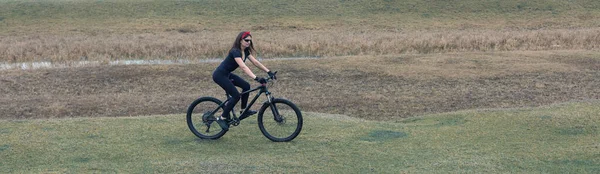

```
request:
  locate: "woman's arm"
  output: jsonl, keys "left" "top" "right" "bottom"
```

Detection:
{"left": 248, "top": 55, "right": 270, "bottom": 72}
{"left": 234, "top": 57, "right": 257, "bottom": 79}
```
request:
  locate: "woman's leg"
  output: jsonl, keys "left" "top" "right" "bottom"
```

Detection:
{"left": 213, "top": 73, "right": 240, "bottom": 119}
{"left": 228, "top": 73, "right": 250, "bottom": 109}
{"left": 229, "top": 73, "right": 256, "bottom": 120}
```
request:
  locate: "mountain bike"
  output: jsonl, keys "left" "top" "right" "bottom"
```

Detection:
{"left": 186, "top": 72, "right": 302, "bottom": 142}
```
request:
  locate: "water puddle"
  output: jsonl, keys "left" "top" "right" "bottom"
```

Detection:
{"left": 0, "top": 57, "right": 319, "bottom": 71}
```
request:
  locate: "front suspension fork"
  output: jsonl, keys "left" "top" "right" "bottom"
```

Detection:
{"left": 265, "top": 93, "right": 284, "bottom": 122}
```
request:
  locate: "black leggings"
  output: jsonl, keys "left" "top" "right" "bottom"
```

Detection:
{"left": 212, "top": 70, "right": 250, "bottom": 118}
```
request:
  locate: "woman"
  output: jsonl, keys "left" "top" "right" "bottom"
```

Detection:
{"left": 212, "top": 31, "right": 276, "bottom": 130}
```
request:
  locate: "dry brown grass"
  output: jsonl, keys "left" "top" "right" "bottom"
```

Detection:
{"left": 1, "top": 50, "right": 598, "bottom": 120}
{"left": 2, "top": 28, "right": 600, "bottom": 63}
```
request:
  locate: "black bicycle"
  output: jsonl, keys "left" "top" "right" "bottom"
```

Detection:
{"left": 186, "top": 72, "right": 302, "bottom": 142}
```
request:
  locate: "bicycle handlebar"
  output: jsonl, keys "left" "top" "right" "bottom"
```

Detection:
{"left": 260, "top": 71, "right": 277, "bottom": 85}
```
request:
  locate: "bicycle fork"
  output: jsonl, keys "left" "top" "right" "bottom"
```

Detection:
{"left": 265, "top": 92, "right": 284, "bottom": 123}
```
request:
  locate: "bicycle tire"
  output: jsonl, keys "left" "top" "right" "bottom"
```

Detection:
{"left": 258, "top": 98, "right": 302, "bottom": 142}
{"left": 186, "top": 97, "right": 227, "bottom": 139}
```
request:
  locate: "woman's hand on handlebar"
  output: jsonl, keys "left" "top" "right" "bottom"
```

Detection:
{"left": 267, "top": 71, "right": 277, "bottom": 80}
{"left": 254, "top": 77, "right": 268, "bottom": 84}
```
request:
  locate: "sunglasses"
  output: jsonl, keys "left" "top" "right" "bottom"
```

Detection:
{"left": 243, "top": 39, "right": 252, "bottom": 43}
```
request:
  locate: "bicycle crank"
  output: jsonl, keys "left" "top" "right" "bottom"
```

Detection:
{"left": 229, "top": 119, "right": 240, "bottom": 126}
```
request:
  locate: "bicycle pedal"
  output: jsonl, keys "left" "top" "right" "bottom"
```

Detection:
{"left": 229, "top": 120, "right": 240, "bottom": 126}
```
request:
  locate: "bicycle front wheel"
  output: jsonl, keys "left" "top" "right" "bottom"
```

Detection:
{"left": 186, "top": 97, "right": 227, "bottom": 139}
{"left": 258, "top": 98, "right": 302, "bottom": 142}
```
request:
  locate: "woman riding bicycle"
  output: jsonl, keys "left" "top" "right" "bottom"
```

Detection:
{"left": 212, "top": 31, "right": 275, "bottom": 130}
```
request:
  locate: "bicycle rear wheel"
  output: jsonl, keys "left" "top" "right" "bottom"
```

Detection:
{"left": 186, "top": 97, "right": 227, "bottom": 139}
{"left": 258, "top": 98, "right": 302, "bottom": 142}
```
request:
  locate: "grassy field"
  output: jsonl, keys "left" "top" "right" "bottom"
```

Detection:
{"left": 2, "top": 1, "right": 600, "bottom": 172}
{"left": 1, "top": 101, "right": 598, "bottom": 173}
{"left": 3, "top": 0, "right": 600, "bottom": 32}
{"left": 2, "top": 0, "right": 600, "bottom": 62}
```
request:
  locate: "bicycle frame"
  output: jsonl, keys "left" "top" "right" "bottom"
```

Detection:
{"left": 214, "top": 83, "right": 275, "bottom": 122}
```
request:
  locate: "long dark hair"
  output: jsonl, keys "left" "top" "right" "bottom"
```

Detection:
{"left": 230, "top": 31, "right": 255, "bottom": 55}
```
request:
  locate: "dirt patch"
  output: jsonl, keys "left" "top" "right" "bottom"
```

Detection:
{"left": 1, "top": 51, "right": 599, "bottom": 120}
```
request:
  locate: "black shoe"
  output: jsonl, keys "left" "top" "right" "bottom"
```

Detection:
{"left": 216, "top": 117, "right": 229, "bottom": 131}
{"left": 239, "top": 110, "right": 257, "bottom": 120}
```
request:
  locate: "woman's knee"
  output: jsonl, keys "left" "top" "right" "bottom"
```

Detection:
{"left": 236, "top": 80, "right": 250, "bottom": 90}
{"left": 229, "top": 92, "right": 241, "bottom": 100}
{"left": 241, "top": 84, "right": 250, "bottom": 91}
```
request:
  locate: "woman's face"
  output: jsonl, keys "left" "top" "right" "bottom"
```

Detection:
{"left": 240, "top": 36, "right": 252, "bottom": 48}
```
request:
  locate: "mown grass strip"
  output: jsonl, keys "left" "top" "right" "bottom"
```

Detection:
{"left": 1, "top": 101, "right": 599, "bottom": 173}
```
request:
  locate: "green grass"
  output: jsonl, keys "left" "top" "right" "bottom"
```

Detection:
{"left": 1, "top": 101, "right": 598, "bottom": 173}
{"left": 3, "top": 0, "right": 597, "bottom": 19}
{"left": 2, "top": 0, "right": 600, "bottom": 35}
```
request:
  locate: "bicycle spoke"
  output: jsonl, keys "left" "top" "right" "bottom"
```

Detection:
{"left": 259, "top": 99, "right": 302, "bottom": 142}
{"left": 186, "top": 97, "right": 227, "bottom": 139}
